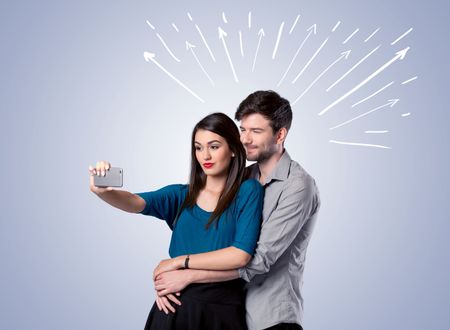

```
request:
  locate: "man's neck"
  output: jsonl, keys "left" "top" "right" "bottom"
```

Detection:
{"left": 257, "top": 148, "right": 284, "bottom": 184}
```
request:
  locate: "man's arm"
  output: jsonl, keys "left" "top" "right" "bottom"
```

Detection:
{"left": 240, "top": 176, "right": 319, "bottom": 282}
{"left": 154, "top": 269, "right": 239, "bottom": 296}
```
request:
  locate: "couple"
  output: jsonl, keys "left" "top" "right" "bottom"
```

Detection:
{"left": 89, "top": 90, "right": 320, "bottom": 330}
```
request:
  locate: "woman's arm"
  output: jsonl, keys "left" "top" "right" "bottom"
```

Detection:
{"left": 94, "top": 189, "right": 145, "bottom": 213}
{"left": 154, "top": 269, "right": 239, "bottom": 297}
{"left": 153, "top": 247, "right": 249, "bottom": 279}
{"left": 89, "top": 161, "right": 145, "bottom": 213}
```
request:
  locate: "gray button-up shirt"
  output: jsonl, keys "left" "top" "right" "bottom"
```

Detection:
{"left": 239, "top": 150, "right": 320, "bottom": 330}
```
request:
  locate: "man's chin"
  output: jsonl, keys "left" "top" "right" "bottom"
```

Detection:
{"left": 246, "top": 154, "right": 259, "bottom": 162}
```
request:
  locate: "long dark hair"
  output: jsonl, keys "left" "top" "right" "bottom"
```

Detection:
{"left": 178, "top": 112, "right": 248, "bottom": 229}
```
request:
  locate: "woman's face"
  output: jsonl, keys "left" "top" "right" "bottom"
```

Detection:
{"left": 194, "top": 129, "right": 233, "bottom": 178}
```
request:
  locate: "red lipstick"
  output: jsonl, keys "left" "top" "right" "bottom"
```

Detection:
{"left": 203, "top": 163, "right": 214, "bottom": 168}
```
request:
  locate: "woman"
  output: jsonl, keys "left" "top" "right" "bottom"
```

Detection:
{"left": 89, "top": 113, "right": 263, "bottom": 329}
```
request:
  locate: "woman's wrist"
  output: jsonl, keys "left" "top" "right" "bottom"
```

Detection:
{"left": 175, "top": 255, "right": 186, "bottom": 269}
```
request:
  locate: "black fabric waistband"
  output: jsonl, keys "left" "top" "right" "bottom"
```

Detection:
{"left": 180, "top": 279, "right": 245, "bottom": 306}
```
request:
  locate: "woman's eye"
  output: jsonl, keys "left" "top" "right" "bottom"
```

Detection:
{"left": 195, "top": 147, "right": 202, "bottom": 151}
{"left": 210, "top": 145, "right": 219, "bottom": 150}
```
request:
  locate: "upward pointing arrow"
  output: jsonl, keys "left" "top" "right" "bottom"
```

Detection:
{"left": 292, "top": 50, "right": 351, "bottom": 105}
{"left": 218, "top": 27, "right": 239, "bottom": 82}
{"left": 319, "top": 47, "right": 410, "bottom": 116}
{"left": 186, "top": 41, "right": 215, "bottom": 86}
{"left": 143, "top": 52, "right": 205, "bottom": 103}
{"left": 329, "top": 99, "right": 399, "bottom": 130}
{"left": 277, "top": 24, "right": 316, "bottom": 87}
{"left": 252, "top": 28, "right": 265, "bottom": 72}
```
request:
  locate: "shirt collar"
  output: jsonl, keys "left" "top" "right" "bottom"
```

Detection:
{"left": 252, "top": 149, "right": 292, "bottom": 185}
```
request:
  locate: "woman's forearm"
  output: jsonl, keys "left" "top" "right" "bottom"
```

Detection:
{"left": 95, "top": 190, "right": 145, "bottom": 213}
{"left": 175, "top": 247, "right": 252, "bottom": 271}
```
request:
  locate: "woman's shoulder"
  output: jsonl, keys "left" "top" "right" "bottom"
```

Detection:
{"left": 156, "top": 183, "right": 189, "bottom": 197}
{"left": 238, "top": 178, "right": 263, "bottom": 195}
{"left": 241, "top": 178, "right": 262, "bottom": 188}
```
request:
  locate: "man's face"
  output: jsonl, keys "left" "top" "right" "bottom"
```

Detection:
{"left": 239, "top": 113, "right": 278, "bottom": 162}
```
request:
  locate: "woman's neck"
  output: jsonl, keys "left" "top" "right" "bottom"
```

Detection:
{"left": 204, "top": 174, "right": 227, "bottom": 194}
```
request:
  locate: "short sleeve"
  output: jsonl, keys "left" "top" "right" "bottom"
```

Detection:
{"left": 232, "top": 179, "right": 264, "bottom": 255}
{"left": 135, "top": 184, "right": 187, "bottom": 229}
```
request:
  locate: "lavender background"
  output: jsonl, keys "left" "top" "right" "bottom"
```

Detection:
{"left": 1, "top": 0, "right": 449, "bottom": 329}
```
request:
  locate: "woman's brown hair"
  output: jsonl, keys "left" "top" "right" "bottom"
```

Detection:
{"left": 177, "top": 112, "right": 248, "bottom": 229}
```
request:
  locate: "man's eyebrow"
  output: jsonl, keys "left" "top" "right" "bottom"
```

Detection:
{"left": 240, "top": 127, "right": 265, "bottom": 131}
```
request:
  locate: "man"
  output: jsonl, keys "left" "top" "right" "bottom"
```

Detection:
{"left": 154, "top": 90, "right": 320, "bottom": 330}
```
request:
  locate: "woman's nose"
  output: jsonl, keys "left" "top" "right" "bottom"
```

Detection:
{"left": 203, "top": 149, "right": 212, "bottom": 160}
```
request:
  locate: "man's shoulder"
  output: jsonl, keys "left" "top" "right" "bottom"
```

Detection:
{"left": 287, "top": 159, "right": 317, "bottom": 191}
{"left": 279, "top": 160, "right": 320, "bottom": 213}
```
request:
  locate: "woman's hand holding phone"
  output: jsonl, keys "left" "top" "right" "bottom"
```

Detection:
{"left": 89, "top": 160, "right": 113, "bottom": 194}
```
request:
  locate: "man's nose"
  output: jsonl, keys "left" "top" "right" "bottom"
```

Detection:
{"left": 241, "top": 132, "right": 251, "bottom": 144}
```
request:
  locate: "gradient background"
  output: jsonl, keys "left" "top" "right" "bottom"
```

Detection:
{"left": 1, "top": 0, "right": 449, "bottom": 329}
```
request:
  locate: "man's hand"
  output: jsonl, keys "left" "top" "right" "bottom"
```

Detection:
{"left": 154, "top": 269, "right": 193, "bottom": 296}
{"left": 153, "top": 257, "right": 184, "bottom": 279}
{"left": 155, "top": 293, "right": 182, "bottom": 315}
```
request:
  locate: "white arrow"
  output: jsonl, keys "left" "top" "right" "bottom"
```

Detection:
{"left": 327, "top": 45, "right": 380, "bottom": 92}
{"left": 352, "top": 81, "right": 394, "bottom": 108}
{"left": 329, "top": 99, "right": 399, "bottom": 130}
{"left": 272, "top": 22, "right": 285, "bottom": 59}
{"left": 292, "top": 36, "right": 329, "bottom": 84}
{"left": 332, "top": 21, "right": 341, "bottom": 32}
{"left": 239, "top": 30, "right": 244, "bottom": 57}
{"left": 277, "top": 24, "right": 316, "bottom": 87}
{"left": 319, "top": 47, "right": 409, "bottom": 116}
{"left": 342, "top": 28, "right": 359, "bottom": 44}
{"left": 143, "top": 52, "right": 205, "bottom": 103}
{"left": 186, "top": 41, "right": 215, "bottom": 86}
{"left": 252, "top": 28, "right": 265, "bottom": 72}
{"left": 218, "top": 27, "right": 239, "bottom": 82}
{"left": 195, "top": 23, "right": 216, "bottom": 62}
{"left": 329, "top": 140, "right": 391, "bottom": 149}
{"left": 289, "top": 15, "right": 301, "bottom": 34}
{"left": 292, "top": 50, "right": 351, "bottom": 105}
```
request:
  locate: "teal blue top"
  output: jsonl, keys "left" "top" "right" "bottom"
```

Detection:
{"left": 135, "top": 179, "right": 264, "bottom": 258}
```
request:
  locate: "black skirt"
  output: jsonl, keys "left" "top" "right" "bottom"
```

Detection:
{"left": 144, "top": 279, "right": 247, "bottom": 330}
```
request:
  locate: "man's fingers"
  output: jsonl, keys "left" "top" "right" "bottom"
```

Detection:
{"left": 167, "top": 294, "right": 182, "bottom": 306}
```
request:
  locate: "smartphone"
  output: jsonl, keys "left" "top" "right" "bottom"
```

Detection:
{"left": 94, "top": 167, "right": 123, "bottom": 188}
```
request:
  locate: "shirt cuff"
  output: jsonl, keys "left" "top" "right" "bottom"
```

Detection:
{"left": 238, "top": 267, "right": 251, "bottom": 282}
